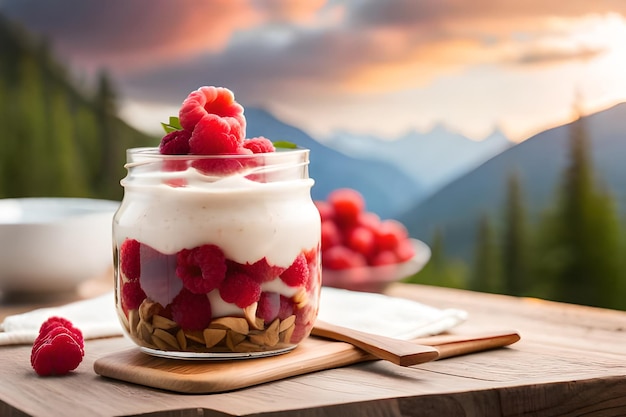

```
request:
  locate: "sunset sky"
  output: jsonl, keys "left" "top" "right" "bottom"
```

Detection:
{"left": 2, "top": 0, "right": 626, "bottom": 142}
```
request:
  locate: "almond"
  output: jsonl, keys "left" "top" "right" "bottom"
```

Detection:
{"left": 138, "top": 299, "right": 162, "bottom": 321}
{"left": 153, "top": 328, "right": 179, "bottom": 350}
{"left": 279, "top": 315, "right": 296, "bottom": 332}
{"left": 203, "top": 328, "right": 227, "bottom": 348}
{"left": 152, "top": 314, "right": 178, "bottom": 330}
{"left": 210, "top": 317, "right": 249, "bottom": 335}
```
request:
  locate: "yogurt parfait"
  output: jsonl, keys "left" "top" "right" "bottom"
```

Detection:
{"left": 112, "top": 87, "right": 321, "bottom": 358}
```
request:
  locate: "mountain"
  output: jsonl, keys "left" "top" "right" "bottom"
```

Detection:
{"left": 325, "top": 124, "right": 512, "bottom": 197}
{"left": 399, "top": 102, "right": 626, "bottom": 260}
{"left": 244, "top": 108, "right": 425, "bottom": 219}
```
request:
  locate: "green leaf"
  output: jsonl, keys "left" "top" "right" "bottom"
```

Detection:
{"left": 273, "top": 140, "right": 297, "bottom": 149}
{"left": 161, "top": 116, "right": 183, "bottom": 134}
{"left": 169, "top": 116, "right": 182, "bottom": 130}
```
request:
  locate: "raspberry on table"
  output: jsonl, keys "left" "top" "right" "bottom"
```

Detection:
{"left": 176, "top": 244, "right": 227, "bottom": 294}
{"left": 120, "top": 238, "right": 141, "bottom": 281}
{"left": 219, "top": 271, "right": 261, "bottom": 308}
{"left": 37, "top": 316, "right": 84, "bottom": 349}
{"left": 280, "top": 254, "right": 309, "bottom": 287}
{"left": 170, "top": 288, "right": 213, "bottom": 331}
{"left": 243, "top": 137, "right": 275, "bottom": 154}
{"left": 31, "top": 317, "right": 84, "bottom": 376}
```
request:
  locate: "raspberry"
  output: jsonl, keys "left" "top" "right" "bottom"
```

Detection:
{"left": 321, "top": 221, "right": 341, "bottom": 250}
{"left": 357, "top": 211, "right": 381, "bottom": 232}
{"left": 191, "top": 149, "right": 253, "bottom": 177}
{"left": 159, "top": 129, "right": 191, "bottom": 155}
{"left": 219, "top": 272, "right": 261, "bottom": 308}
{"left": 303, "top": 246, "right": 320, "bottom": 291}
{"left": 37, "top": 317, "right": 83, "bottom": 348}
{"left": 256, "top": 291, "right": 280, "bottom": 323}
{"left": 291, "top": 302, "right": 316, "bottom": 343}
{"left": 179, "top": 86, "right": 246, "bottom": 135}
{"left": 322, "top": 245, "right": 367, "bottom": 270}
{"left": 314, "top": 200, "right": 334, "bottom": 222}
{"left": 277, "top": 295, "right": 294, "bottom": 320}
{"left": 189, "top": 114, "right": 245, "bottom": 155}
{"left": 31, "top": 317, "right": 84, "bottom": 376}
{"left": 394, "top": 238, "right": 416, "bottom": 262}
{"left": 243, "top": 137, "right": 275, "bottom": 154}
{"left": 280, "top": 254, "right": 309, "bottom": 287}
{"left": 374, "top": 219, "right": 409, "bottom": 251}
{"left": 170, "top": 288, "right": 213, "bottom": 331}
{"left": 370, "top": 250, "right": 398, "bottom": 266}
{"left": 31, "top": 331, "right": 84, "bottom": 376}
{"left": 346, "top": 226, "right": 376, "bottom": 257}
{"left": 120, "top": 238, "right": 141, "bottom": 281}
{"left": 328, "top": 188, "right": 365, "bottom": 226}
{"left": 121, "top": 280, "right": 146, "bottom": 316}
{"left": 176, "top": 244, "right": 227, "bottom": 294}
{"left": 239, "top": 257, "right": 286, "bottom": 283}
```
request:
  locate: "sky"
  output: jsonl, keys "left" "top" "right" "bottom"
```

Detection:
{"left": 2, "top": 0, "right": 626, "bottom": 143}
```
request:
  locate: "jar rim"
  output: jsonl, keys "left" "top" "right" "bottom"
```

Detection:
{"left": 127, "top": 146, "right": 309, "bottom": 161}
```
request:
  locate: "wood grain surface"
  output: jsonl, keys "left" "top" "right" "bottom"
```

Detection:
{"left": 93, "top": 330, "right": 518, "bottom": 393}
{"left": 1, "top": 283, "right": 625, "bottom": 417}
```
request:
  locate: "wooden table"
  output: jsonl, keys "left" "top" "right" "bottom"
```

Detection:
{"left": 1, "top": 283, "right": 625, "bottom": 416}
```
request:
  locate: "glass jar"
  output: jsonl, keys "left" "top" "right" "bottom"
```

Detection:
{"left": 113, "top": 147, "right": 321, "bottom": 359}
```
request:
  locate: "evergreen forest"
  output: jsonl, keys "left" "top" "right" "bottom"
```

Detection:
{"left": 0, "top": 16, "right": 157, "bottom": 201}
{"left": 408, "top": 113, "right": 626, "bottom": 311}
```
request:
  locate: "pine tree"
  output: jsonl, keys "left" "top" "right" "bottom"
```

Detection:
{"left": 471, "top": 213, "right": 501, "bottom": 293}
{"left": 93, "top": 70, "right": 121, "bottom": 198}
{"left": 501, "top": 171, "right": 529, "bottom": 296}
{"left": 535, "top": 107, "right": 622, "bottom": 308}
{"left": 405, "top": 227, "right": 467, "bottom": 289}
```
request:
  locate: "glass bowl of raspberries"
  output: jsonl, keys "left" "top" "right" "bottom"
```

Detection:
{"left": 0, "top": 197, "right": 119, "bottom": 299}
{"left": 317, "top": 189, "right": 431, "bottom": 293}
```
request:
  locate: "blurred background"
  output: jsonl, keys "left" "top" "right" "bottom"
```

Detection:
{"left": 1, "top": 0, "right": 624, "bottom": 309}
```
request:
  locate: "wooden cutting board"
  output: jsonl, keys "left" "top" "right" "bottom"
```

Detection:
{"left": 93, "top": 331, "right": 520, "bottom": 394}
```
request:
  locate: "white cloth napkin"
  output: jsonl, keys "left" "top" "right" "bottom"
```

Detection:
{"left": 0, "top": 293, "right": 121, "bottom": 345}
{"left": 318, "top": 287, "right": 467, "bottom": 340}
{"left": 0, "top": 288, "right": 467, "bottom": 345}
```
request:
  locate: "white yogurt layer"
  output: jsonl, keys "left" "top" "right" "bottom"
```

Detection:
{"left": 115, "top": 167, "right": 320, "bottom": 268}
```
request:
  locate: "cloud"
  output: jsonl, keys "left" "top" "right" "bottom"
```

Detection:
{"left": 0, "top": 0, "right": 262, "bottom": 71}
{"left": 2, "top": 0, "right": 624, "bottom": 109}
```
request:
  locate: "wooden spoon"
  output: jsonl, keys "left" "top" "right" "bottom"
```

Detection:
{"left": 312, "top": 320, "right": 440, "bottom": 367}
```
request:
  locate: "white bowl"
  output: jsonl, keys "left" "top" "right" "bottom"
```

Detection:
{"left": 322, "top": 239, "right": 431, "bottom": 293}
{"left": 0, "top": 198, "right": 119, "bottom": 296}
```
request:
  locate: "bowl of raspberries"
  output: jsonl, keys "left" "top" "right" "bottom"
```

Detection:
{"left": 317, "top": 188, "right": 430, "bottom": 293}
